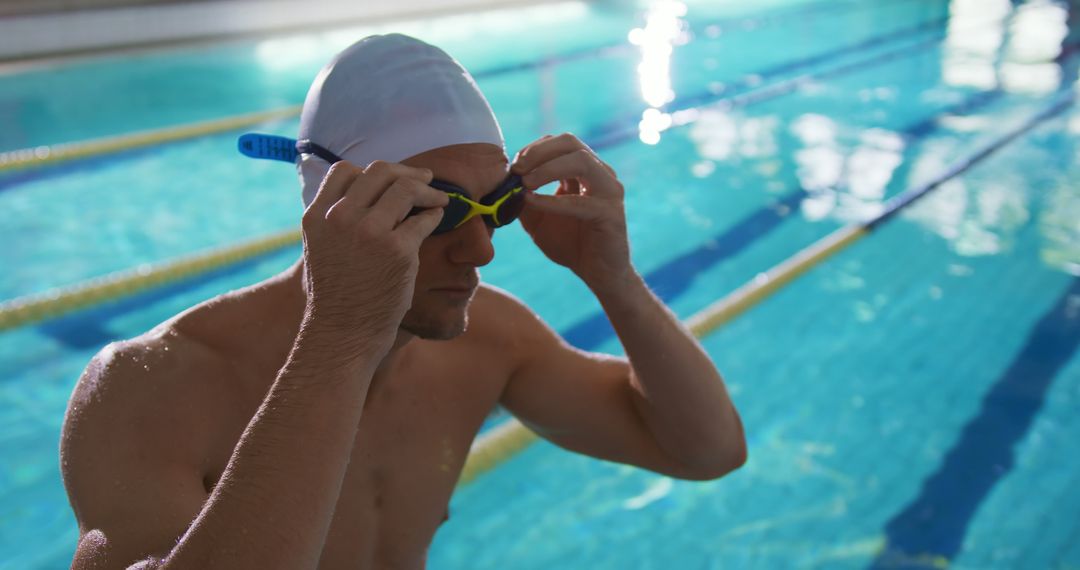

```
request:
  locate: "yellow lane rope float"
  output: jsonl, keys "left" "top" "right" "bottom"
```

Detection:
{"left": 458, "top": 419, "right": 540, "bottom": 486}
{"left": 0, "top": 106, "right": 301, "bottom": 172}
{"left": 0, "top": 228, "right": 300, "bottom": 331}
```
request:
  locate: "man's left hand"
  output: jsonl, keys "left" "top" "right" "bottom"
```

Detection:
{"left": 511, "top": 133, "right": 633, "bottom": 293}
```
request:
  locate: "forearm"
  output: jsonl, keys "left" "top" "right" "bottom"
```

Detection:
{"left": 591, "top": 273, "right": 745, "bottom": 474}
{"left": 161, "top": 316, "right": 380, "bottom": 570}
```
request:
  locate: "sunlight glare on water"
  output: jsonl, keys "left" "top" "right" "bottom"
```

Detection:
{"left": 630, "top": 0, "right": 687, "bottom": 144}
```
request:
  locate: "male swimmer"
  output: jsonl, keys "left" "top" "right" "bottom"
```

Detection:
{"left": 61, "top": 34, "right": 746, "bottom": 570}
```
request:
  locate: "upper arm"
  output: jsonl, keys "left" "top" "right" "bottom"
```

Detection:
{"left": 488, "top": 287, "right": 710, "bottom": 480}
{"left": 62, "top": 341, "right": 212, "bottom": 569}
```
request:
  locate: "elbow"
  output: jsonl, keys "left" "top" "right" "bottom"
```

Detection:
{"left": 676, "top": 437, "right": 747, "bottom": 481}
{"left": 689, "top": 421, "right": 749, "bottom": 481}
{"left": 706, "top": 440, "right": 749, "bottom": 481}
{"left": 725, "top": 438, "right": 749, "bottom": 474}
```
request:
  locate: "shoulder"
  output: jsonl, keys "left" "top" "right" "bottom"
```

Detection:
{"left": 468, "top": 283, "right": 557, "bottom": 346}
{"left": 61, "top": 324, "right": 230, "bottom": 489}
{"left": 66, "top": 324, "right": 225, "bottom": 421}
{"left": 465, "top": 284, "right": 579, "bottom": 380}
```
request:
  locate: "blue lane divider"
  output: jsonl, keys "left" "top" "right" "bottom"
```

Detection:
{"left": 870, "top": 275, "right": 1080, "bottom": 568}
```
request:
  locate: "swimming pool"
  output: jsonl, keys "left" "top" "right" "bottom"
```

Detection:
{"left": 2, "top": 0, "right": 1079, "bottom": 567}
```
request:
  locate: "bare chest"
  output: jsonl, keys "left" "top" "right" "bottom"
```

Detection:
{"left": 316, "top": 351, "right": 503, "bottom": 569}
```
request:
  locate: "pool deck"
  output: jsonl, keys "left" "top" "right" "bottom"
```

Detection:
{"left": 0, "top": 0, "right": 568, "bottom": 66}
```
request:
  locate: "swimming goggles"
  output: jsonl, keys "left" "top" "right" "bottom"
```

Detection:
{"left": 238, "top": 133, "right": 526, "bottom": 235}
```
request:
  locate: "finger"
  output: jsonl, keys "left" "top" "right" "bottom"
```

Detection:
{"left": 596, "top": 158, "right": 617, "bottom": 179}
{"left": 346, "top": 160, "right": 435, "bottom": 209}
{"left": 521, "top": 149, "right": 620, "bottom": 197}
{"left": 517, "top": 198, "right": 546, "bottom": 235}
{"left": 523, "top": 193, "right": 598, "bottom": 220}
{"left": 395, "top": 206, "right": 444, "bottom": 242}
{"left": 369, "top": 178, "right": 450, "bottom": 230}
{"left": 511, "top": 132, "right": 588, "bottom": 175}
{"left": 511, "top": 134, "right": 555, "bottom": 164}
{"left": 307, "top": 161, "right": 362, "bottom": 217}
{"left": 557, "top": 178, "right": 582, "bottom": 196}
{"left": 363, "top": 160, "right": 435, "bottom": 187}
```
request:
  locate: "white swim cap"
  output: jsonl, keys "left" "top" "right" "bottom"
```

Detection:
{"left": 297, "top": 33, "right": 505, "bottom": 206}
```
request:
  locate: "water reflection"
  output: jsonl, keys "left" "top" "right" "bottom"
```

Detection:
{"left": 942, "top": 0, "right": 1067, "bottom": 94}
{"left": 942, "top": 0, "right": 1010, "bottom": 89}
{"left": 630, "top": 0, "right": 689, "bottom": 144}
{"left": 1001, "top": 0, "right": 1068, "bottom": 93}
{"left": 902, "top": 0, "right": 1075, "bottom": 268}
{"left": 687, "top": 109, "right": 778, "bottom": 161}
{"left": 791, "top": 114, "right": 903, "bottom": 224}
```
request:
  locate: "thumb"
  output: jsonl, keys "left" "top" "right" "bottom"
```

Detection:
{"left": 397, "top": 206, "right": 445, "bottom": 244}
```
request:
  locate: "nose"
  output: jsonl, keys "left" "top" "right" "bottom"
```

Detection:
{"left": 447, "top": 215, "right": 495, "bottom": 267}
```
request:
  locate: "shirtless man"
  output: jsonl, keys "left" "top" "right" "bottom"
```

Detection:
{"left": 60, "top": 34, "right": 745, "bottom": 569}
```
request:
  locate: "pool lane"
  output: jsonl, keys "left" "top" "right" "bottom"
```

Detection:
{"left": 0, "top": 0, "right": 950, "bottom": 189}
{"left": 0, "top": 8, "right": 944, "bottom": 194}
{"left": 0, "top": 1, "right": 984, "bottom": 310}
{"left": 871, "top": 275, "right": 1080, "bottom": 568}
{"left": 0, "top": 0, "right": 930, "bottom": 153}
{"left": 5, "top": 43, "right": 1034, "bottom": 340}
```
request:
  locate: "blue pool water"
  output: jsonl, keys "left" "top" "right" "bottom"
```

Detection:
{"left": 2, "top": 0, "right": 1079, "bottom": 568}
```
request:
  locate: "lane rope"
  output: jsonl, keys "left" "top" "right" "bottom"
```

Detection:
{"left": 0, "top": 107, "right": 300, "bottom": 172}
{"left": 0, "top": 228, "right": 300, "bottom": 332}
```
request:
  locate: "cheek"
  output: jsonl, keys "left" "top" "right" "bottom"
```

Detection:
{"left": 414, "top": 236, "right": 450, "bottom": 283}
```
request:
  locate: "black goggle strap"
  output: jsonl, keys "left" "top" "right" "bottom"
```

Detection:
{"left": 295, "top": 140, "right": 345, "bottom": 164}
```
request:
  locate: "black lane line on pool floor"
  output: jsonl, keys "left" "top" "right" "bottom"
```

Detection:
{"left": 28, "top": 34, "right": 1006, "bottom": 350}
{"left": 869, "top": 275, "right": 1080, "bottom": 568}
{"left": 0, "top": 0, "right": 950, "bottom": 194}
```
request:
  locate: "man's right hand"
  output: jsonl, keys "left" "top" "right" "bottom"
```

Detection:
{"left": 300, "top": 160, "right": 449, "bottom": 357}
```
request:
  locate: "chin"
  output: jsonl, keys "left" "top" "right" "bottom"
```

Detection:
{"left": 400, "top": 307, "right": 469, "bottom": 341}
